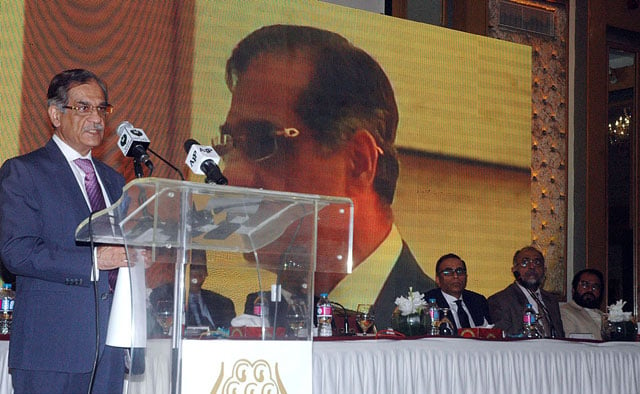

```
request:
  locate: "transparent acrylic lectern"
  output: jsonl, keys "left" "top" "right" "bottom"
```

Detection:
{"left": 76, "top": 178, "right": 353, "bottom": 394}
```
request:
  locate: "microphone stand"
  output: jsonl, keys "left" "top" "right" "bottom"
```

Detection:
{"left": 330, "top": 301, "right": 353, "bottom": 336}
{"left": 149, "top": 147, "right": 184, "bottom": 180}
{"left": 205, "top": 172, "right": 228, "bottom": 185}
{"left": 526, "top": 288, "right": 557, "bottom": 338}
{"left": 128, "top": 158, "right": 150, "bottom": 374}
{"left": 133, "top": 154, "right": 155, "bottom": 178}
{"left": 133, "top": 158, "right": 144, "bottom": 178}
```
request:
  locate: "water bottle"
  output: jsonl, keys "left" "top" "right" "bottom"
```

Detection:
{"left": 0, "top": 283, "right": 15, "bottom": 335}
{"left": 426, "top": 298, "right": 440, "bottom": 336}
{"left": 522, "top": 303, "right": 541, "bottom": 339}
{"left": 316, "top": 293, "right": 333, "bottom": 337}
{"left": 252, "top": 292, "right": 270, "bottom": 327}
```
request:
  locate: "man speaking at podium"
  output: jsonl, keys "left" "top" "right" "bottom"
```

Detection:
{"left": 218, "top": 25, "right": 436, "bottom": 330}
{"left": 0, "top": 69, "right": 129, "bottom": 393}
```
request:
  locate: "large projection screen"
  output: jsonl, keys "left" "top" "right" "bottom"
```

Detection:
{"left": 191, "top": 0, "right": 532, "bottom": 304}
{"left": 0, "top": 0, "right": 531, "bottom": 312}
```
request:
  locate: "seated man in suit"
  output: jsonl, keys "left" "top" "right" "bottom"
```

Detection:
{"left": 488, "top": 246, "right": 565, "bottom": 338}
{"left": 425, "top": 253, "right": 491, "bottom": 332}
{"left": 560, "top": 268, "right": 605, "bottom": 340}
{"left": 149, "top": 250, "right": 235, "bottom": 335}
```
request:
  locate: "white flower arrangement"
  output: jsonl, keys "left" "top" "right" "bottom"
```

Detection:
{"left": 607, "top": 299, "right": 633, "bottom": 322}
{"left": 394, "top": 287, "right": 427, "bottom": 316}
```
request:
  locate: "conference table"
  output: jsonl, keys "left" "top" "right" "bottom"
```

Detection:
{"left": 314, "top": 337, "right": 640, "bottom": 394}
{"left": 2, "top": 336, "right": 639, "bottom": 394}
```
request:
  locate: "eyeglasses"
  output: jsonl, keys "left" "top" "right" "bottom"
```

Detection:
{"left": 438, "top": 267, "right": 467, "bottom": 277}
{"left": 63, "top": 104, "right": 113, "bottom": 117}
{"left": 578, "top": 281, "right": 601, "bottom": 292}
{"left": 215, "top": 121, "right": 300, "bottom": 162}
{"left": 517, "top": 258, "right": 544, "bottom": 268}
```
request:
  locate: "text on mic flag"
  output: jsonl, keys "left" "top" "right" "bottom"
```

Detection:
{"left": 185, "top": 142, "right": 221, "bottom": 176}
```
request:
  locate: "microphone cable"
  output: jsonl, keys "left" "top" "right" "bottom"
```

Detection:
{"left": 526, "top": 288, "right": 557, "bottom": 338}
{"left": 148, "top": 147, "right": 185, "bottom": 180}
{"left": 514, "top": 271, "right": 557, "bottom": 338}
{"left": 330, "top": 300, "right": 353, "bottom": 336}
{"left": 87, "top": 211, "right": 100, "bottom": 394}
{"left": 133, "top": 146, "right": 185, "bottom": 226}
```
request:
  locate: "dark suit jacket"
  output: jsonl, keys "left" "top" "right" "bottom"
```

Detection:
{"left": 242, "top": 242, "right": 435, "bottom": 332}
{"left": 196, "top": 289, "right": 236, "bottom": 328}
{"left": 424, "top": 288, "right": 492, "bottom": 331}
{"left": 373, "top": 242, "right": 436, "bottom": 330}
{"left": 0, "top": 139, "right": 125, "bottom": 372}
{"left": 149, "top": 284, "right": 236, "bottom": 331}
{"left": 487, "top": 282, "right": 565, "bottom": 337}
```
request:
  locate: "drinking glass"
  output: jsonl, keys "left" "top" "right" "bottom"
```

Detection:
{"left": 438, "top": 308, "right": 454, "bottom": 336}
{"left": 286, "top": 302, "right": 307, "bottom": 338}
{"left": 155, "top": 300, "right": 173, "bottom": 336}
{"left": 356, "top": 304, "right": 375, "bottom": 335}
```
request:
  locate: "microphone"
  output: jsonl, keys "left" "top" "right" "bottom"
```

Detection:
{"left": 117, "top": 121, "right": 154, "bottom": 175}
{"left": 330, "top": 301, "right": 353, "bottom": 336}
{"left": 184, "top": 139, "right": 228, "bottom": 185}
{"left": 526, "top": 287, "right": 557, "bottom": 338}
{"left": 515, "top": 270, "right": 557, "bottom": 338}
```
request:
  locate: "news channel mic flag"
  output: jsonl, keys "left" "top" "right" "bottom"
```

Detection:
{"left": 117, "top": 121, "right": 153, "bottom": 175}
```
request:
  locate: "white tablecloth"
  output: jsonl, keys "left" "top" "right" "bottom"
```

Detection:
{"left": 0, "top": 341, "right": 10, "bottom": 394}
{"left": 313, "top": 338, "right": 640, "bottom": 394}
{"left": 2, "top": 338, "right": 640, "bottom": 394}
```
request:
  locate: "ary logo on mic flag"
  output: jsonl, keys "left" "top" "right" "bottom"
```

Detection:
{"left": 119, "top": 133, "right": 131, "bottom": 151}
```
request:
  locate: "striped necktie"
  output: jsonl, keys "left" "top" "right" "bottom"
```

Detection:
{"left": 74, "top": 158, "right": 117, "bottom": 291}
{"left": 74, "top": 158, "right": 106, "bottom": 211}
{"left": 527, "top": 289, "right": 553, "bottom": 337}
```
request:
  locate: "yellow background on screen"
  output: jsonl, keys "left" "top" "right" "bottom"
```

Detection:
{"left": 0, "top": 1, "right": 24, "bottom": 164}
{"left": 192, "top": 0, "right": 532, "bottom": 306}
{"left": 191, "top": 0, "right": 531, "bottom": 168}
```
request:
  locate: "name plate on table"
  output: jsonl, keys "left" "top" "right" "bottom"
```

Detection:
{"left": 182, "top": 340, "right": 312, "bottom": 394}
{"left": 229, "top": 326, "right": 287, "bottom": 338}
{"left": 458, "top": 327, "right": 503, "bottom": 339}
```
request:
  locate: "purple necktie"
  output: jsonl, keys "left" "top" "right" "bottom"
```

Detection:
{"left": 74, "top": 158, "right": 117, "bottom": 291}
{"left": 74, "top": 158, "right": 106, "bottom": 212}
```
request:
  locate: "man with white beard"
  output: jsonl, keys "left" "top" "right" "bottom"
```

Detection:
{"left": 487, "top": 246, "right": 565, "bottom": 338}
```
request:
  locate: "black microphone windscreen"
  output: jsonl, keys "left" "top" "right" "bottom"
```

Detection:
{"left": 184, "top": 139, "right": 199, "bottom": 153}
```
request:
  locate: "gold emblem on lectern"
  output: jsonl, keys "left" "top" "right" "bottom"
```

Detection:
{"left": 211, "top": 359, "right": 288, "bottom": 394}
